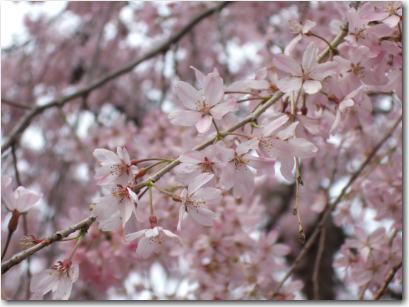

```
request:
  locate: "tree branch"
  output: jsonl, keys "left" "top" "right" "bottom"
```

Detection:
{"left": 372, "top": 260, "right": 403, "bottom": 300}
{"left": 1, "top": 1, "right": 233, "bottom": 153}
{"left": 271, "top": 114, "right": 402, "bottom": 297}
{"left": 1, "top": 216, "right": 95, "bottom": 274}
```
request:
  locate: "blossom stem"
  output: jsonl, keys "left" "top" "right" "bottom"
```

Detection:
{"left": 1, "top": 231, "right": 14, "bottom": 260}
{"left": 307, "top": 32, "right": 334, "bottom": 52}
{"left": 67, "top": 230, "right": 85, "bottom": 261}
{"left": 152, "top": 184, "right": 174, "bottom": 198}
{"left": 237, "top": 96, "right": 269, "bottom": 103}
{"left": 212, "top": 119, "right": 222, "bottom": 139}
{"left": 149, "top": 187, "right": 154, "bottom": 215}
{"left": 220, "top": 132, "right": 253, "bottom": 139}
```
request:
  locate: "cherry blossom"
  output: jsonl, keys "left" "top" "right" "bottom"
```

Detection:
{"left": 169, "top": 68, "right": 235, "bottom": 133}
{"left": 125, "top": 226, "right": 181, "bottom": 259}
{"left": 1, "top": 175, "right": 42, "bottom": 213}
{"left": 93, "top": 184, "right": 138, "bottom": 231}
{"left": 273, "top": 43, "right": 337, "bottom": 94}
{"left": 176, "top": 173, "right": 220, "bottom": 230}
{"left": 93, "top": 146, "right": 134, "bottom": 186}
{"left": 31, "top": 260, "right": 79, "bottom": 300}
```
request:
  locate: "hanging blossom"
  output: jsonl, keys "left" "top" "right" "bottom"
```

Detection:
{"left": 93, "top": 184, "right": 138, "bottom": 231}
{"left": 31, "top": 260, "right": 79, "bottom": 300}
{"left": 174, "top": 173, "right": 221, "bottom": 230}
{"left": 1, "top": 175, "right": 42, "bottom": 213}
{"left": 257, "top": 114, "right": 317, "bottom": 181}
{"left": 169, "top": 67, "right": 236, "bottom": 133}
{"left": 93, "top": 146, "right": 135, "bottom": 186}
{"left": 125, "top": 226, "right": 181, "bottom": 259}
{"left": 273, "top": 43, "right": 337, "bottom": 94}
{"left": 220, "top": 138, "right": 275, "bottom": 201}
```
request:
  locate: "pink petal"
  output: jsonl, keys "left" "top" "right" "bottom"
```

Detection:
{"left": 136, "top": 237, "right": 160, "bottom": 259}
{"left": 279, "top": 157, "right": 295, "bottom": 181}
{"left": 177, "top": 206, "right": 186, "bottom": 231}
{"left": 180, "top": 151, "right": 203, "bottom": 164}
{"left": 174, "top": 81, "right": 201, "bottom": 109}
{"left": 288, "top": 138, "right": 318, "bottom": 158}
{"left": 120, "top": 200, "right": 135, "bottom": 227}
{"left": 277, "top": 77, "right": 302, "bottom": 93}
{"left": 204, "top": 74, "right": 224, "bottom": 106}
{"left": 125, "top": 229, "right": 147, "bottom": 242}
{"left": 31, "top": 269, "right": 58, "bottom": 295}
{"left": 190, "top": 66, "right": 206, "bottom": 88}
{"left": 52, "top": 276, "right": 72, "bottom": 300}
{"left": 210, "top": 100, "right": 237, "bottom": 120}
{"left": 236, "top": 138, "right": 259, "bottom": 155}
{"left": 14, "top": 187, "right": 42, "bottom": 212}
{"left": 188, "top": 173, "right": 214, "bottom": 195}
{"left": 169, "top": 110, "right": 202, "bottom": 126}
{"left": 273, "top": 54, "right": 302, "bottom": 75}
{"left": 232, "top": 164, "right": 254, "bottom": 198}
{"left": 303, "top": 80, "right": 322, "bottom": 94}
{"left": 194, "top": 187, "right": 221, "bottom": 204}
{"left": 302, "top": 43, "right": 318, "bottom": 73}
{"left": 116, "top": 146, "right": 130, "bottom": 164}
{"left": 187, "top": 205, "right": 216, "bottom": 227}
{"left": 93, "top": 148, "right": 120, "bottom": 165}
{"left": 195, "top": 115, "right": 213, "bottom": 133}
{"left": 262, "top": 114, "right": 289, "bottom": 136}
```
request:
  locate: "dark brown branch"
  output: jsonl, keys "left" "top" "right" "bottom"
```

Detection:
{"left": 1, "top": 2, "right": 233, "bottom": 153}
{"left": 2, "top": 98, "right": 32, "bottom": 110}
{"left": 372, "top": 260, "right": 403, "bottom": 300}
{"left": 1, "top": 216, "right": 95, "bottom": 274}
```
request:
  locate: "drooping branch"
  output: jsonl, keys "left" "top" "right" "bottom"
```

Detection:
{"left": 1, "top": 216, "right": 95, "bottom": 274}
{"left": 1, "top": 1, "right": 233, "bottom": 153}
{"left": 271, "top": 114, "right": 403, "bottom": 297}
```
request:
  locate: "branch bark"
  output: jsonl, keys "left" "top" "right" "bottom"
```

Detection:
{"left": 1, "top": 1, "right": 233, "bottom": 153}
{"left": 1, "top": 216, "right": 95, "bottom": 274}
{"left": 372, "top": 260, "right": 403, "bottom": 300}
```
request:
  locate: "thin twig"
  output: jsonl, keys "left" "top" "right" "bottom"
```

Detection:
{"left": 372, "top": 260, "right": 403, "bottom": 300}
{"left": 1, "top": 2, "right": 233, "bottom": 153}
{"left": 2, "top": 98, "right": 32, "bottom": 110}
{"left": 312, "top": 225, "right": 327, "bottom": 299}
{"left": 1, "top": 216, "right": 96, "bottom": 274}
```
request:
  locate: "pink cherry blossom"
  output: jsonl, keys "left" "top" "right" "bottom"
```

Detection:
{"left": 93, "top": 146, "right": 134, "bottom": 186}
{"left": 125, "top": 226, "right": 181, "bottom": 259}
{"left": 176, "top": 173, "right": 220, "bottom": 230}
{"left": 1, "top": 175, "right": 42, "bottom": 213}
{"left": 93, "top": 184, "right": 138, "bottom": 231}
{"left": 169, "top": 68, "right": 235, "bottom": 133}
{"left": 31, "top": 260, "right": 79, "bottom": 300}
{"left": 273, "top": 43, "right": 337, "bottom": 94}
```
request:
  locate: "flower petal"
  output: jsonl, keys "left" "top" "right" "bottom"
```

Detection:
{"left": 303, "top": 80, "right": 321, "bottom": 94}
{"left": 136, "top": 237, "right": 160, "bottom": 259}
{"left": 188, "top": 173, "right": 214, "bottom": 195}
{"left": 204, "top": 74, "right": 224, "bottom": 106}
{"left": 195, "top": 115, "right": 213, "bottom": 133}
{"left": 93, "top": 148, "right": 120, "bottom": 165}
{"left": 174, "top": 81, "right": 201, "bottom": 109}
{"left": 273, "top": 54, "right": 302, "bottom": 75}
{"left": 187, "top": 205, "right": 216, "bottom": 227}
{"left": 169, "top": 110, "right": 202, "bottom": 126}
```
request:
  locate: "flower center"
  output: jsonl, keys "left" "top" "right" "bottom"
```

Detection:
{"left": 112, "top": 185, "right": 130, "bottom": 202}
